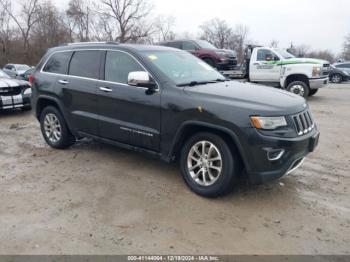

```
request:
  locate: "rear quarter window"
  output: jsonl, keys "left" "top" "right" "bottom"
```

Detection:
{"left": 43, "top": 51, "right": 73, "bottom": 74}
{"left": 69, "top": 50, "right": 101, "bottom": 79}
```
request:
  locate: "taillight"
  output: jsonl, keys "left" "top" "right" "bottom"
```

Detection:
{"left": 28, "top": 74, "right": 34, "bottom": 85}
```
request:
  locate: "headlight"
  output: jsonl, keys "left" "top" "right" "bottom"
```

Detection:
{"left": 250, "top": 116, "right": 287, "bottom": 130}
{"left": 312, "top": 66, "right": 321, "bottom": 77}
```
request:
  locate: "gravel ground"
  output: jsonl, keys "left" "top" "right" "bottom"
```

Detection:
{"left": 0, "top": 83, "right": 349, "bottom": 255}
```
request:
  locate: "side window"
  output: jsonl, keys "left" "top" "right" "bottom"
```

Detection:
{"left": 69, "top": 50, "right": 101, "bottom": 79}
{"left": 257, "top": 49, "right": 277, "bottom": 61}
{"left": 167, "top": 42, "right": 182, "bottom": 49}
{"left": 5, "top": 65, "right": 13, "bottom": 70}
{"left": 105, "top": 51, "right": 145, "bottom": 84}
{"left": 43, "top": 52, "right": 73, "bottom": 74}
{"left": 182, "top": 41, "right": 197, "bottom": 51}
{"left": 343, "top": 63, "right": 350, "bottom": 68}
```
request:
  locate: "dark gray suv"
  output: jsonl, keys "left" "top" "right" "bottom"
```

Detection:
{"left": 31, "top": 42, "right": 320, "bottom": 197}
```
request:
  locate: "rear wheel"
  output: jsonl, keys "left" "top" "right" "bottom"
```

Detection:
{"left": 40, "top": 106, "right": 75, "bottom": 149}
{"left": 330, "top": 74, "right": 342, "bottom": 83}
{"left": 180, "top": 132, "right": 241, "bottom": 198}
{"left": 286, "top": 81, "right": 309, "bottom": 98}
{"left": 308, "top": 89, "right": 319, "bottom": 96}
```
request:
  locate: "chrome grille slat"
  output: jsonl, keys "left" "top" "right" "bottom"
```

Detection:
{"left": 292, "top": 110, "right": 315, "bottom": 136}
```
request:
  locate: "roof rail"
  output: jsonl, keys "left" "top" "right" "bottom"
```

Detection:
{"left": 60, "top": 41, "right": 119, "bottom": 46}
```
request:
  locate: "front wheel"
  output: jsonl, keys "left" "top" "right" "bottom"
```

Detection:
{"left": 180, "top": 132, "right": 241, "bottom": 198}
{"left": 286, "top": 81, "right": 309, "bottom": 98}
{"left": 330, "top": 74, "right": 342, "bottom": 83}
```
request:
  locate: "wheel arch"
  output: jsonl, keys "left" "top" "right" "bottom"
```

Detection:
{"left": 168, "top": 121, "right": 248, "bottom": 169}
{"left": 284, "top": 74, "right": 310, "bottom": 88}
{"left": 36, "top": 96, "right": 65, "bottom": 121}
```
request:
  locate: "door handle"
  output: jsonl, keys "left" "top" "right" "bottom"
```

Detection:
{"left": 58, "top": 79, "right": 69, "bottom": 85}
{"left": 99, "top": 87, "right": 112, "bottom": 92}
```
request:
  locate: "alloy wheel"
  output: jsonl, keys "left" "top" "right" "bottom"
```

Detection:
{"left": 187, "top": 140, "right": 223, "bottom": 186}
{"left": 43, "top": 113, "right": 62, "bottom": 143}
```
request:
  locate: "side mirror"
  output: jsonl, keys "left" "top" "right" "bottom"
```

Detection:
{"left": 128, "top": 71, "right": 157, "bottom": 90}
{"left": 273, "top": 56, "right": 279, "bottom": 61}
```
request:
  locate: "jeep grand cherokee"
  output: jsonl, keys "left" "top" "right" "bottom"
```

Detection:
{"left": 31, "top": 42, "right": 320, "bottom": 197}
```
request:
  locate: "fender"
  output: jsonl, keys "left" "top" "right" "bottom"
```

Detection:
{"left": 167, "top": 120, "right": 250, "bottom": 169}
{"left": 35, "top": 95, "right": 73, "bottom": 128}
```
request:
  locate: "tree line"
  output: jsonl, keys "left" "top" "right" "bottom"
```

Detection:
{"left": 0, "top": 0, "right": 349, "bottom": 67}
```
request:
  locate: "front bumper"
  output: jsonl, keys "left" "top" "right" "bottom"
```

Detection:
{"left": 240, "top": 127, "right": 320, "bottom": 184}
{"left": 0, "top": 89, "right": 31, "bottom": 110}
{"left": 309, "top": 77, "right": 328, "bottom": 89}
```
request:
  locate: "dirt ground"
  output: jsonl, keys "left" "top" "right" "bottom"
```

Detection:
{"left": 0, "top": 83, "right": 349, "bottom": 255}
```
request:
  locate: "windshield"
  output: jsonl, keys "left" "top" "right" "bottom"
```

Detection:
{"left": 274, "top": 49, "right": 295, "bottom": 59}
{"left": 0, "top": 69, "right": 11, "bottom": 79}
{"left": 16, "top": 65, "right": 30, "bottom": 71}
{"left": 195, "top": 40, "right": 217, "bottom": 50}
{"left": 142, "top": 50, "right": 226, "bottom": 86}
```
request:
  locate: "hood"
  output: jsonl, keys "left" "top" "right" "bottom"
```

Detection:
{"left": 0, "top": 77, "right": 29, "bottom": 88}
{"left": 17, "top": 70, "right": 27, "bottom": 76}
{"left": 204, "top": 48, "right": 236, "bottom": 58}
{"left": 270, "top": 57, "right": 329, "bottom": 66}
{"left": 184, "top": 81, "right": 307, "bottom": 115}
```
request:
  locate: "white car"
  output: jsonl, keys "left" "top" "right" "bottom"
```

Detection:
{"left": 3, "top": 64, "right": 31, "bottom": 78}
{"left": 0, "top": 69, "right": 32, "bottom": 111}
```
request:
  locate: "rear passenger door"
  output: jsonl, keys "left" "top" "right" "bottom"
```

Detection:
{"left": 96, "top": 50, "right": 161, "bottom": 151}
{"left": 58, "top": 50, "right": 103, "bottom": 135}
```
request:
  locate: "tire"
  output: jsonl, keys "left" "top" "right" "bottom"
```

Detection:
{"left": 180, "top": 132, "right": 241, "bottom": 198}
{"left": 286, "top": 81, "right": 309, "bottom": 98}
{"left": 40, "top": 106, "right": 75, "bottom": 149}
{"left": 202, "top": 57, "right": 216, "bottom": 68}
{"left": 308, "top": 89, "right": 319, "bottom": 96}
{"left": 330, "top": 74, "right": 342, "bottom": 83}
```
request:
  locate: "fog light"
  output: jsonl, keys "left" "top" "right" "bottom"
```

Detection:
{"left": 266, "top": 149, "right": 285, "bottom": 161}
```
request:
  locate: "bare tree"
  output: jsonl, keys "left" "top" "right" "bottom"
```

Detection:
{"left": 342, "top": 33, "right": 350, "bottom": 60}
{"left": 66, "top": 0, "right": 91, "bottom": 41}
{"left": 31, "top": 2, "right": 71, "bottom": 61}
{"left": 288, "top": 43, "right": 311, "bottom": 57}
{"left": 270, "top": 40, "right": 279, "bottom": 48}
{"left": 200, "top": 18, "right": 233, "bottom": 49}
{"left": 153, "top": 15, "right": 176, "bottom": 42}
{"left": 0, "top": 0, "right": 12, "bottom": 65}
{"left": 99, "top": 0, "right": 152, "bottom": 43}
{"left": 233, "top": 24, "right": 249, "bottom": 63}
{"left": 0, "top": 0, "right": 40, "bottom": 63}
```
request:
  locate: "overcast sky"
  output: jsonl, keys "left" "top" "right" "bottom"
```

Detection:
{"left": 54, "top": 0, "right": 349, "bottom": 54}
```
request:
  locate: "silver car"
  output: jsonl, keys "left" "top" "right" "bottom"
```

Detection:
{"left": 333, "top": 62, "right": 350, "bottom": 75}
{"left": 3, "top": 64, "right": 31, "bottom": 78}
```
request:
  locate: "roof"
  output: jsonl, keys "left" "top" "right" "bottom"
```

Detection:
{"left": 51, "top": 42, "right": 174, "bottom": 52}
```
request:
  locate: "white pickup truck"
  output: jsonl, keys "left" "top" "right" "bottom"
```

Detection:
{"left": 222, "top": 45, "right": 330, "bottom": 98}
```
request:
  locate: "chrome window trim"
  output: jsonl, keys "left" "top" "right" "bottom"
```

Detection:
{"left": 40, "top": 48, "right": 160, "bottom": 92}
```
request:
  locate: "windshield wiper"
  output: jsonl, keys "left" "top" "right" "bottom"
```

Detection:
{"left": 177, "top": 81, "right": 210, "bottom": 87}
{"left": 177, "top": 78, "right": 228, "bottom": 87}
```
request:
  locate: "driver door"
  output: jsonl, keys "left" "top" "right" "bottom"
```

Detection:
{"left": 96, "top": 50, "right": 161, "bottom": 151}
{"left": 250, "top": 48, "right": 281, "bottom": 81}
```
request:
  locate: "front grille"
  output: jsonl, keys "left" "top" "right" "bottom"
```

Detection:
{"left": 322, "top": 64, "right": 330, "bottom": 76}
{"left": 0, "top": 86, "right": 23, "bottom": 96}
{"left": 292, "top": 110, "right": 315, "bottom": 136}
